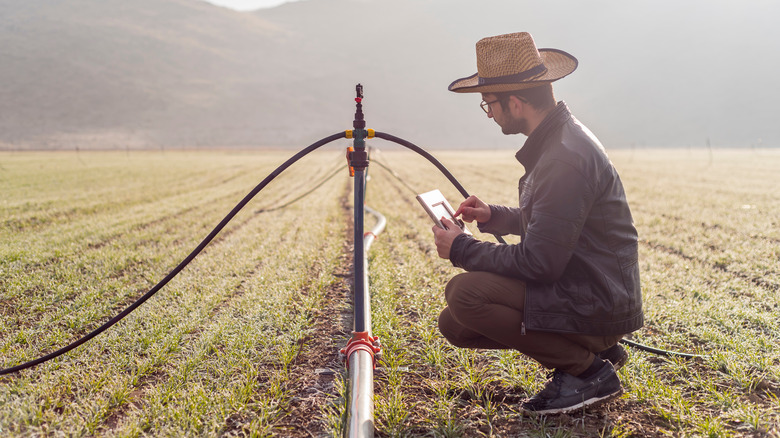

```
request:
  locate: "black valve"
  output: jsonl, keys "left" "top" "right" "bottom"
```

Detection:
{"left": 353, "top": 83, "right": 366, "bottom": 130}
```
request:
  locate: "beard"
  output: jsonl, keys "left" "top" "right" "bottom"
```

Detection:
{"left": 500, "top": 115, "right": 530, "bottom": 136}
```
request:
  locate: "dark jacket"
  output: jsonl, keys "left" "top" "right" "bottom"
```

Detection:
{"left": 449, "top": 102, "right": 643, "bottom": 336}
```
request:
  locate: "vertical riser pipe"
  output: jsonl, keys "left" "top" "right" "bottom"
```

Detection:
{"left": 353, "top": 170, "right": 366, "bottom": 333}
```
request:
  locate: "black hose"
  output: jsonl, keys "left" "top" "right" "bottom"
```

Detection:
{"left": 374, "top": 132, "right": 470, "bottom": 199}
{"left": 620, "top": 339, "right": 705, "bottom": 359}
{"left": 2, "top": 132, "right": 701, "bottom": 374}
{"left": 373, "top": 132, "right": 507, "bottom": 245}
{"left": 0, "top": 132, "right": 346, "bottom": 376}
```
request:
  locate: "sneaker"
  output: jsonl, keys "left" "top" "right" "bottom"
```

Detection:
{"left": 598, "top": 343, "right": 628, "bottom": 371}
{"left": 521, "top": 361, "right": 623, "bottom": 415}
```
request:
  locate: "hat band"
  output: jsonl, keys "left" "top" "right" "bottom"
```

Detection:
{"left": 477, "top": 64, "right": 547, "bottom": 86}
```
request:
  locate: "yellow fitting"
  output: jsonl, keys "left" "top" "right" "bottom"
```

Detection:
{"left": 346, "top": 129, "right": 374, "bottom": 139}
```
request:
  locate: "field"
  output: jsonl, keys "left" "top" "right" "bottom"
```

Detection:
{"left": 1, "top": 147, "right": 779, "bottom": 437}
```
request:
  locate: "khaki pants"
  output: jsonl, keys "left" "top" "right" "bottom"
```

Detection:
{"left": 438, "top": 271, "right": 623, "bottom": 376}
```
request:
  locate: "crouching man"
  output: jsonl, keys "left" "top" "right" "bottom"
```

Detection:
{"left": 431, "top": 32, "right": 643, "bottom": 414}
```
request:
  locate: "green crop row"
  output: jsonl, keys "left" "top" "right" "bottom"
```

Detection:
{"left": 2, "top": 148, "right": 779, "bottom": 437}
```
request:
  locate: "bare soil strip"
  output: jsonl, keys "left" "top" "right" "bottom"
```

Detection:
{"left": 274, "top": 181, "right": 355, "bottom": 436}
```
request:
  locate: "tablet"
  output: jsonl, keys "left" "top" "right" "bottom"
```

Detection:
{"left": 416, "top": 189, "right": 472, "bottom": 234}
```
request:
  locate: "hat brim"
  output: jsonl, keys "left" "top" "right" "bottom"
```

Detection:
{"left": 448, "top": 49, "right": 578, "bottom": 93}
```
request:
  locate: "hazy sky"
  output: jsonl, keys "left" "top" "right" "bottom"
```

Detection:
{"left": 202, "top": 0, "right": 305, "bottom": 10}
{"left": 5, "top": 0, "right": 779, "bottom": 148}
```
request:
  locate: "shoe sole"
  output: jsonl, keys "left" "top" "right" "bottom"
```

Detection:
{"left": 522, "top": 387, "right": 624, "bottom": 415}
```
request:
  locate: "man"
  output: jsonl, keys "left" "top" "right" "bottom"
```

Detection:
{"left": 431, "top": 32, "right": 643, "bottom": 414}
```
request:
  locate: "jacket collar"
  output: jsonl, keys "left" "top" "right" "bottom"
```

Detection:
{"left": 515, "top": 101, "right": 571, "bottom": 171}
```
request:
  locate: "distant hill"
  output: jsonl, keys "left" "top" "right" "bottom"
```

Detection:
{"left": 1, "top": 0, "right": 779, "bottom": 150}
{"left": 1, "top": 0, "right": 295, "bottom": 149}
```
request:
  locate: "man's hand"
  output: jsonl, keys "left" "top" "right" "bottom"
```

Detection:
{"left": 432, "top": 217, "right": 465, "bottom": 259}
{"left": 454, "top": 195, "right": 491, "bottom": 224}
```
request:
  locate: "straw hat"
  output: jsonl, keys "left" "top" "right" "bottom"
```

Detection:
{"left": 448, "top": 32, "right": 578, "bottom": 93}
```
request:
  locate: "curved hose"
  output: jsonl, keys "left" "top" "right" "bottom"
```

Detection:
{"left": 374, "top": 133, "right": 701, "bottom": 360}
{"left": 373, "top": 131, "right": 507, "bottom": 245}
{"left": 620, "top": 339, "right": 705, "bottom": 359}
{"left": 2, "top": 131, "right": 701, "bottom": 374}
{"left": 374, "top": 132, "right": 471, "bottom": 198}
{"left": 0, "top": 132, "right": 346, "bottom": 376}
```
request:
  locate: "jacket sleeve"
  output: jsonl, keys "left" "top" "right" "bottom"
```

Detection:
{"left": 476, "top": 204, "right": 523, "bottom": 236}
{"left": 450, "top": 158, "right": 596, "bottom": 282}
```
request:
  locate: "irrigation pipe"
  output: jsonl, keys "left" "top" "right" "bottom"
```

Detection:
{"left": 372, "top": 131, "right": 507, "bottom": 245}
{"left": 3, "top": 85, "right": 703, "bottom": 438}
{"left": 0, "top": 132, "right": 347, "bottom": 376}
{"left": 620, "top": 339, "right": 706, "bottom": 359}
{"left": 346, "top": 205, "right": 386, "bottom": 438}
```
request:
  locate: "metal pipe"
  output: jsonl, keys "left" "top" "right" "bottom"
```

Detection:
{"left": 352, "top": 169, "right": 367, "bottom": 333}
{"left": 346, "top": 84, "right": 383, "bottom": 438}
{"left": 361, "top": 206, "right": 386, "bottom": 333}
{"left": 347, "top": 348, "right": 376, "bottom": 437}
{"left": 346, "top": 206, "right": 386, "bottom": 438}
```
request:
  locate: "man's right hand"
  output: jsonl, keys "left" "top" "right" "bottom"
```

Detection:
{"left": 455, "top": 195, "right": 491, "bottom": 224}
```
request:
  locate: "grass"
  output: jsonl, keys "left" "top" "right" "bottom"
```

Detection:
{"left": 1, "top": 147, "right": 780, "bottom": 437}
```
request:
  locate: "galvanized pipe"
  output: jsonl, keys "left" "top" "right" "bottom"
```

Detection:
{"left": 347, "top": 346, "right": 376, "bottom": 437}
{"left": 361, "top": 206, "right": 385, "bottom": 332}
{"left": 346, "top": 205, "right": 386, "bottom": 438}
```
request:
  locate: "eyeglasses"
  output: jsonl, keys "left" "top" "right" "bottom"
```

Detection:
{"left": 480, "top": 99, "right": 501, "bottom": 114}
